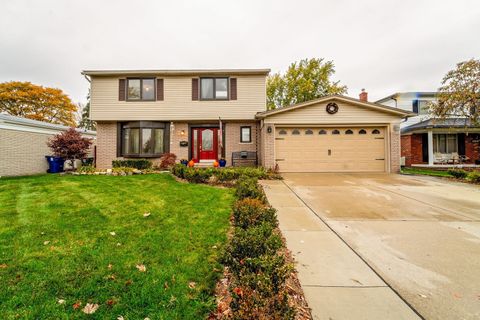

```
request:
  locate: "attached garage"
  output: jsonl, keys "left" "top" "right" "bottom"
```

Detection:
{"left": 275, "top": 126, "right": 386, "bottom": 172}
{"left": 257, "top": 95, "right": 412, "bottom": 173}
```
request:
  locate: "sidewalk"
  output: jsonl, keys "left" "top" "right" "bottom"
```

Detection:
{"left": 261, "top": 180, "right": 421, "bottom": 320}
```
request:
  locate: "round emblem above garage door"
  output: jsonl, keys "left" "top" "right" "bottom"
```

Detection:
{"left": 326, "top": 102, "right": 339, "bottom": 114}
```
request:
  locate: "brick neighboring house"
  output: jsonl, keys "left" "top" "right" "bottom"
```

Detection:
{"left": 376, "top": 92, "right": 480, "bottom": 166}
{"left": 0, "top": 114, "right": 96, "bottom": 177}
{"left": 83, "top": 69, "right": 411, "bottom": 173}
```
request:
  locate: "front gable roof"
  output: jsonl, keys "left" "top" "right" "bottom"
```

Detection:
{"left": 256, "top": 95, "right": 415, "bottom": 119}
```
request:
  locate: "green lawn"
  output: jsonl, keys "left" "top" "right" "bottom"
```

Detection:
{"left": 401, "top": 167, "right": 453, "bottom": 177}
{"left": 0, "top": 174, "right": 234, "bottom": 319}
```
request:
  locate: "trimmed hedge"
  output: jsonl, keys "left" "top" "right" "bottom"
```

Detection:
{"left": 112, "top": 159, "right": 152, "bottom": 170}
{"left": 447, "top": 169, "right": 468, "bottom": 179}
{"left": 233, "top": 198, "right": 277, "bottom": 229}
{"left": 235, "top": 176, "right": 265, "bottom": 200}
{"left": 467, "top": 171, "right": 480, "bottom": 183}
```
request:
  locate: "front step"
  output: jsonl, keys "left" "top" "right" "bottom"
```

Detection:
{"left": 194, "top": 161, "right": 216, "bottom": 168}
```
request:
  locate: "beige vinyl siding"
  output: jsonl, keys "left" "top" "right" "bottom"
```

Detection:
{"left": 275, "top": 127, "right": 386, "bottom": 172}
{"left": 90, "top": 75, "right": 266, "bottom": 121}
{"left": 263, "top": 101, "right": 400, "bottom": 124}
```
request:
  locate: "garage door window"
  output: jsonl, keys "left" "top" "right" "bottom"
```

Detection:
{"left": 345, "top": 129, "right": 354, "bottom": 134}
{"left": 372, "top": 129, "right": 381, "bottom": 134}
{"left": 319, "top": 129, "right": 327, "bottom": 135}
{"left": 359, "top": 129, "right": 367, "bottom": 134}
{"left": 292, "top": 129, "right": 300, "bottom": 135}
{"left": 279, "top": 129, "right": 287, "bottom": 135}
{"left": 332, "top": 129, "right": 340, "bottom": 135}
{"left": 305, "top": 129, "right": 313, "bottom": 135}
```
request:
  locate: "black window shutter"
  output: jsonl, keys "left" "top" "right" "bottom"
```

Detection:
{"left": 422, "top": 133, "right": 429, "bottom": 163}
{"left": 230, "top": 78, "right": 237, "bottom": 100}
{"left": 458, "top": 133, "right": 466, "bottom": 155}
{"left": 192, "top": 79, "right": 199, "bottom": 100}
{"left": 119, "top": 79, "right": 126, "bottom": 101}
{"left": 156, "top": 79, "right": 164, "bottom": 101}
{"left": 412, "top": 100, "right": 419, "bottom": 113}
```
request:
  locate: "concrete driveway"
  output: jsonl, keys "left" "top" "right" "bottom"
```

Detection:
{"left": 261, "top": 173, "right": 480, "bottom": 320}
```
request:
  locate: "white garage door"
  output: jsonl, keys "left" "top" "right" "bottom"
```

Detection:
{"left": 275, "top": 127, "right": 386, "bottom": 172}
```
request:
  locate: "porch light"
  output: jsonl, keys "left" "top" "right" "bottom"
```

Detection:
{"left": 180, "top": 130, "right": 186, "bottom": 136}
{"left": 267, "top": 126, "right": 272, "bottom": 133}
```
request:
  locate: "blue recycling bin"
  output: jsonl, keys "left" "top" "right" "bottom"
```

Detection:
{"left": 45, "top": 156, "right": 65, "bottom": 173}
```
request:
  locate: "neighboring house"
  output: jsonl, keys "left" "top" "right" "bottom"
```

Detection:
{"left": 376, "top": 92, "right": 480, "bottom": 166}
{"left": 0, "top": 114, "right": 96, "bottom": 177}
{"left": 83, "top": 69, "right": 411, "bottom": 173}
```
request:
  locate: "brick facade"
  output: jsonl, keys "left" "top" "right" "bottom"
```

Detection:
{"left": 465, "top": 134, "right": 480, "bottom": 163}
{"left": 170, "top": 122, "right": 189, "bottom": 161}
{"left": 224, "top": 122, "right": 259, "bottom": 166}
{"left": 390, "top": 129, "right": 401, "bottom": 173}
{"left": 95, "top": 122, "right": 118, "bottom": 169}
{"left": 261, "top": 123, "right": 275, "bottom": 169}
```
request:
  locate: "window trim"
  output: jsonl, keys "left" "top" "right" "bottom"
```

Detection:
{"left": 126, "top": 78, "right": 156, "bottom": 101}
{"left": 199, "top": 77, "right": 229, "bottom": 101}
{"left": 240, "top": 126, "right": 252, "bottom": 143}
{"left": 119, "top": 121, "right": 169, "bottom": 158}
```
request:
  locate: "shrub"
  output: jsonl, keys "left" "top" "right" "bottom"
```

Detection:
{"left": 233, "top": 198, "right": 277, "bottom": 229}
{"left": 112, "top": 167, "right": 135, "bottom": 174}
{"left": 183, "top": 167, "right": 214, "bottom": 183}
{"left": 158, "top": 153, "right": 177, "bottom": 169}
{"left": 235, "top": 176, "right": 264, "bottom": 200}
{"left": 466, "top": 171, "right": 480, "bottom": 183}
{"left": 447, "top": 169, "right": 468, "bottom": 179}
{"left": 47, "top": 128, "right": 93, "bottom": 169}
{"left": 78, "top": 165, "right": 96, "bottom": 174}
{"left": 222, "top": 223, "right": 282, "bottom": 273}
{"left": 171, "top": 163, "right": 186, "bottom": 179}
{"left": 216, "top": 168, "right": 241, "bottom": 182}
{"left": 112, "top": 159, "right": 152, "bottom": 170}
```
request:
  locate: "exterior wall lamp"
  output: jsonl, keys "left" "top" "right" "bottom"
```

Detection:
{"left": 267, "top": 126, "right": 272, "bottom": 133}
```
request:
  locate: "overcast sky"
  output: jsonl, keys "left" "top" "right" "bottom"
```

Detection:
{"left": 1, "top": 0, "right": 479, "bottom": 104}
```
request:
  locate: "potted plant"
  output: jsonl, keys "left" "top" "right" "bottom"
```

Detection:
{"left": 179, "top": 159, "right": 188, "bottom": 166}
{"left": 218, "top": 158, "right": 227, "bottom": 167}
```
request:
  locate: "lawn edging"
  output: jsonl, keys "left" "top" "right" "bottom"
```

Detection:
{"left": 401, "top": 167, "right": 480, "bottom": 184}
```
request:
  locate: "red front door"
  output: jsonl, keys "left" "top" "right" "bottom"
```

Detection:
{"left": 192, "top": 128, "right": 218, "bottom": 162}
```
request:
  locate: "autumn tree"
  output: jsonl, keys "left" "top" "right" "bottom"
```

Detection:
{"left": 429, "top": 59, "right": 480, "bottom": 124}
{"left": 78, "top": 90, "right": 96, "bottom": 130}
{"left": 47, "top": 128, "right": 93, "bottom": 169}
{"left": 267, "top": 58, "right": 347, "bottom": 109}
{"left": 0, "top": 81, "right": 77, "bottom": 126}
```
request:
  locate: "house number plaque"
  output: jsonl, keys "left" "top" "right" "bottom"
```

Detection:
{"left": 179, "top": 141, "right": 188, "bottom": 147}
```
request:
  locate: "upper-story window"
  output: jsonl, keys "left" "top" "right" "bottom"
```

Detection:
{"left": 200, "top": 78, "right": 229, "bottom": 100}
{"left": 127, "top": 78, "right": 155, "bottom": 101}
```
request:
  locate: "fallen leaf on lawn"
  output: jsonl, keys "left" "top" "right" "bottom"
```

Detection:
{"left": 107, "top": 263, "right": 113, "bottom": 270}
{"left": 41, "top": 232, "right": 45, "bottom": 235}
{"left": 136, "top": 264, "right": 146, "bottom": 272}
{"left": 117, "top": 316, "right": 124, "bottom": 320}
{"left": 116, "top": 243, "right": 122, "bottom": 246}
{"left": 73, "top": 301, "right": 82, "bottom": 310}
{"left": 212, "top": 245, "right": 217, "bottom": 249}
{"left": 82, "top": 303, "right": 99, "bottom": 314}
{"left": 145, "top": 318, "right": 151, "bottom": 320}
{"left": 106, "top": 299, "right": 117, "bottom": 306}
{"left": 108, "top": 274, "right": 116, "bottom": 280}
{"left": 0, "top": 264, "right": 7, "bottom": 269}
{"left": 143, "top": 212, "right": 151, "bottom": 217}
{"left": 110, "top": 232, "right": 116, "bottom": 236}
{"left": 188, "top": 281, "right": 196, "bottom": 289}
{"left": 43, "top": 241, "right": 50, "bottom": 245}
{"left": 164, "top": 281, "right": 169, "bottom": 289}
{"left": 58, "top": 299, "right": 66, "bottom": 304}
{"left": 125, "top": 279, "right": 133, "bottom": 286}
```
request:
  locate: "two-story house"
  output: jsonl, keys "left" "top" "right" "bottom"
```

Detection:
{"left": 83, "top": 69, "right": 411, "bottom": 173}
{"left": 376, "top": 92, "right": 480, "bottom": 167}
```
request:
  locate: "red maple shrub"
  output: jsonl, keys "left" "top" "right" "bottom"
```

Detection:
{"left": 158, "top": 152, "right": 177, "bottom": 169}
{"left": 47, "top": 128, "right": 93, "bottom": 169}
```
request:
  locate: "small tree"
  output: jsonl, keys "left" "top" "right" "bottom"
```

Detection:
{"left": 429, "top": 59, "right": 480, "bottom": 124}
{"left": 47, "top": 128, "right": 93, "bottom": 169}
{"left": 78, "top": 90, "right": 96, "bottom": 131}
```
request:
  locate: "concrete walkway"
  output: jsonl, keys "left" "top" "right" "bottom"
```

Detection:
{"left": 261, "top": 179, "right": 421, "bottom": 320}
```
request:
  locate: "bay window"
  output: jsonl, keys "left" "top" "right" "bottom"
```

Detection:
{"left": 120, "top": 122, "right": 168, "bottom": 157}
{"left": 200, "top": 77, "right": 229, "bottom": 100}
